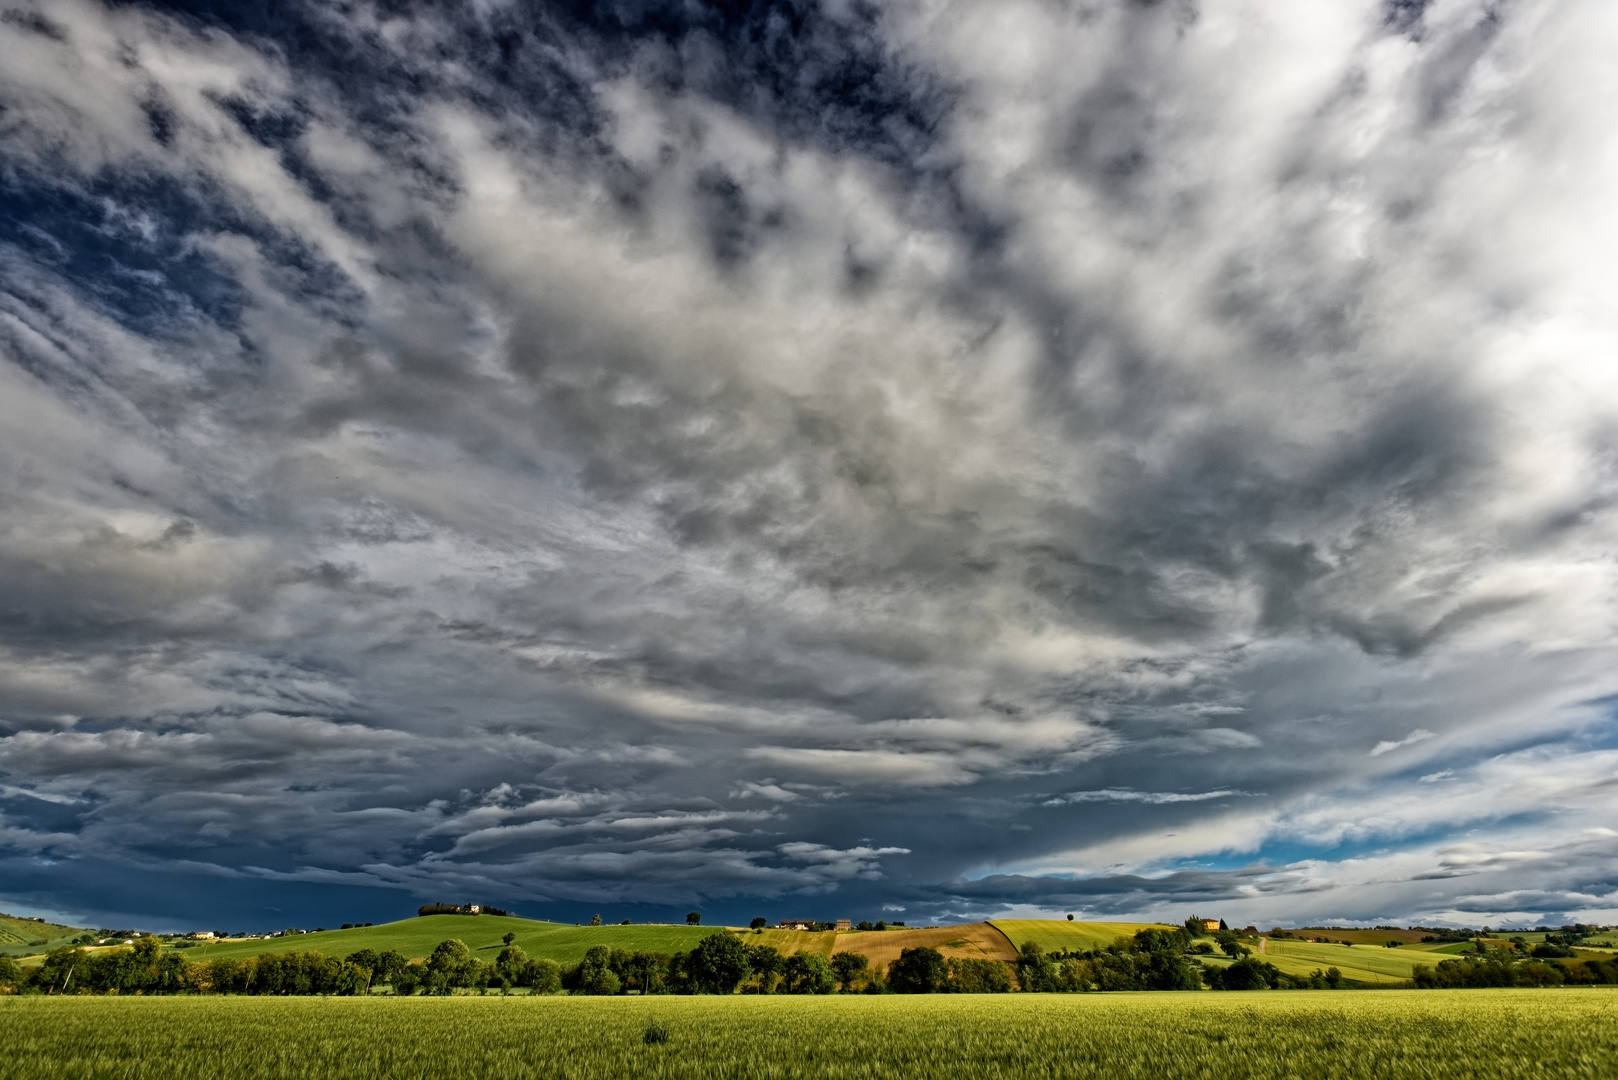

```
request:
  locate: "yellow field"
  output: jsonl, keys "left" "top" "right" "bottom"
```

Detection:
{"left": 3, "top": 989, "right": 1616, "bottom": 1079}
{"left": 829, "top": 923, "right": 1017, "bottom": 969}
{"left": 737, "top": 929, "right": 839, "bottom": 957}
{"left": 989, "top": 919, "right": 1165, "bottom": 954}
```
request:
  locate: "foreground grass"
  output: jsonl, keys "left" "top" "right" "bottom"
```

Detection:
{"left": 3, "top": 989, "right": 1616, "bottom": 1079}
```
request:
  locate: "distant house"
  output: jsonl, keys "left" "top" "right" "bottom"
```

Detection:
{"left": 189, "top": 931, "right": 215, "bottom": 940}
{"left": 835, "top": 919, "right": 852, "bottom": 931}
{"left": 1202, "top": 919, "right": 1220, "bottom": 932}
{"left": 777, "top": 918, "right": 813, "bottom": 931}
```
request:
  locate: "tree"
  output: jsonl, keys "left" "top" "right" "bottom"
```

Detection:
{"left": 948, "top": 958, "right": 1012, "bottom": 993}
{"left": 0, "top": 956, "right": 20, "bottom": 989}
{"left": 619, "top": 951, "right": 666, "bottom": 995}
{"left": 685, "top": 931, "right": 750, "bottom": 994}
{"left": 576, "top": 945, "right": 621, "bottom": 995}
{"left": 590, "top": 914, "right": 603, "bottom": 926}
{"left": 502, "top": 932, "right": 516, "bottom": 946}
{"left": 749, "top": 917, "right": 767, "bottom": 930}
{"left": 781, "top": 950, "right": 835, "bottom": 994}
{"left": 1204, "top": 957, "right": 1279, "bottom": 991}
{"left": 495, "top": 945, "right": 531, "bottom": 986}
{"left": 426, "top": 939, "right": 473, "bottom": 992}
{"left": 1014, "top": 942, "right": 1058, "bottom": 992}
{"left": 889, "top": 947, "right": 949, "bottom": 993}
{"left": 830, "top": 951, "right": 867, "bottom": 992}
{"left": 1219, "top": 919, "right": 1229, "bottom": 931}
{"left": 748, "top": 945, "right": 784, "bottom": 993}
{"left": 1184, "top": 915, "right": 1206, "bottom": 937}
{"left": 686, "top": 911, "right": 702, "bottom": 925}
{"left": 1067, "top": 914, "right": 1074, "bottom": 921}
{"left": 529, "top": 957, "right": 563, "bottom": 994}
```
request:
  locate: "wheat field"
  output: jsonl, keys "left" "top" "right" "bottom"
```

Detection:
{"left": 3, "top": 988, "right": 1616, "bottom": 1079}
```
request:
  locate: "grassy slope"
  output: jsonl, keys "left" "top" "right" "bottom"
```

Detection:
{"left": 0, "top": 915, "right": 87, "bottom": 958}
{"left": 176, "top": 916, "right": 737, "bottom": 966}
{"left": 1257, "top": 938, "right": 1439, "bottom": 984}
{"left": 734, "top": 930, "right": 839, "bottom": 958}
{"left": 829, "top": 923, "right": 1018, "bottom": 970}
{"left": 7, "top": 990, "right": 1618, "bottom": 1080}
{"left": 990, "top": 920, "right": 1164, "bottom": 954}
{"left": 1281, "top": 928, "right": 1433, "bottom": 946}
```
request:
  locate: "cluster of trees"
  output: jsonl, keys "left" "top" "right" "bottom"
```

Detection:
{"left": 2, "top": 938, "right": 388, "bottom": 996}
{"left": 562, "top": 934, "right": 848, "bottom": 995}
{"left": 1411, "top": 950, "right": 1618, "bottom": 989}
{"left": 417, "top": 904, "right": 510, "bottom": 917}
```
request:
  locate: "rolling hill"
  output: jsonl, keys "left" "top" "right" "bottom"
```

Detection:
{"left": 175, "top": 916, "right": 729, "bottom": 965}
{"left": 990, "top": 920, "right": 1165, "bottom": 954}
{"left": 0, "top": 914, "right": 89, "bottom": 958}
{"left": 828, "top": 923, "right": 1017, "bottom": 969}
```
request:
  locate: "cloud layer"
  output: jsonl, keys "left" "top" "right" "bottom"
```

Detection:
{"left": 1, "top": 0, "right": 1616, "bottom": 930}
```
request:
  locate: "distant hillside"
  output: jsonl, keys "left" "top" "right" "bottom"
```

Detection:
{"left": 828, "top": 922, "right": 1016, "bottom": 969}
{"left": 990, "top": 919, "right": 1165, "bottom": 954}
{"left": 176, "top": 915, "right": 730, "bottom": 965}
{"left": 0, "top": 914, "right": 89, "bottom": 958}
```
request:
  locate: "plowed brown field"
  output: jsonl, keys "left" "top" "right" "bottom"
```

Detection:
{"left": 828, "top": 922, "right": 1017, "bottom": 969}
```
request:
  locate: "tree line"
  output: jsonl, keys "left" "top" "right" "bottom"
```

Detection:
{"left": 4, "top": 922, "right": 1612, "bottom": 996}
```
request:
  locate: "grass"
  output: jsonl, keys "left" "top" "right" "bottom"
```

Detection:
{"left": 990, "top": 919, "right": 1164, "bottom": 954}
{"left": 2, "top": 989, "right": 1616, "bottom": 1079}
{"left": 1254, "top": 938, "right": 1439, "bottom": 985}
{"left": 173, "top": 916, "right": 732, "bottom": 966}
{"left": 0, "top": 917, "right": 85, "bottom": 959}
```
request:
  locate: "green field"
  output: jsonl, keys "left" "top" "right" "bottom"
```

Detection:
{"left": 1255, "top": 938, "right": 1442, "bottom": 985}
{"left": 0, "top": 917, "right": 84, "bottom": 959}
{"left": 174, "top": 916, "right": 731, "bottom": 966}
{"left": 3, "top": 989, "right": 1616, "bottom": 1079}
{"left": 989, "top": 919, "right": 1166, "bottom": 954}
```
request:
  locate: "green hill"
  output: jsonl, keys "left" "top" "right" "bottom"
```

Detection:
{"left": 176, "top": 916, "right": 738, "bottom": 965}
{"left": 1255, "top": 937, "right": 1438, "bottom": 985}
{"left": 989, "top": 920, "right": 1165, "bottom": 954}
{"left": 0, "top": 914, "right": 90, "bottom": 958}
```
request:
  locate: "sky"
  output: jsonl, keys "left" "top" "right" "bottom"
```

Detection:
{"left": 1, "top": 0, "right": 1616, "bottom": 934}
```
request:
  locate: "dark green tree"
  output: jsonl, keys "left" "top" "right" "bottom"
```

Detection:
{"left": 748, "top": 944, "right": 784, "bottom": 993}
{"left": 829, "top": 951, "right": 867, "bottom": 992}
{"left": 782, "top": 950, "right": 835, "bottom": 994}
{"left": 576, "top": 945, "right": 621, "bottom": 995}
{"left": 495, "top": 945, "right": 531, "bottom": 986}
{"left": 1014, "top": 942, "right": 1058, "bottom": 992}
{"left": 502, "top": 931, "right": 517, "bottom": 946}
{"left": 749, "top": 917, "right": 767, "bottom": 929}
{"left": 686, "top": 911, "right": 702, "bottom": 925}
{"left": 425, "top": 939, "right": 473, "bottom": 992}
{"left": 948, "top": 957, "right": 1012, "bottom": 993}
{"left": 685, "top": 931, "right": 750, "bottom": 993}
{"left": 889, "top": 946, "right": 949, "bottom": 993}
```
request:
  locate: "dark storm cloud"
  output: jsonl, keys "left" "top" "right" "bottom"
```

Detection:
{"left": 0, "top": 0, "right": 1616, "bottom": 931}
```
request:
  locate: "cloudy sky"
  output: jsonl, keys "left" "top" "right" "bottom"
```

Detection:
{"left": 1, "top": 0, "right": 1616, "bottom": 933}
